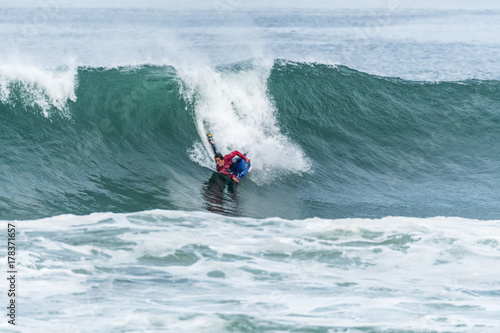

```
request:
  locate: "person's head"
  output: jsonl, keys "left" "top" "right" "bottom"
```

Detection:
{"left": 214, "top": 153, "right": 224, "bottom": 167}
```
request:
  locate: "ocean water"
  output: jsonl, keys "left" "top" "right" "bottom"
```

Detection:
{"left": 1, "top": 1, "right": 500, "bottom": 332}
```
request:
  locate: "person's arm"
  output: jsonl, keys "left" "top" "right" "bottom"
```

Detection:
{"left": 207, "top": 135, "right": 219, "bottom": 155}
{"left": 227, "top": 151, "right": 250, "bottom": 163}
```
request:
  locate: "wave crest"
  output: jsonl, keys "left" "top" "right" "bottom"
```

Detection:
{"left": 0, "top": 60, "right": 77, "bottom": 117}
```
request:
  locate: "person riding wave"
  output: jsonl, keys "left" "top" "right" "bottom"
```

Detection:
{"left": 208, "top": 134, "right": 250, "bottom": 183}
{"left": 214, "top": 152, "right": 250, "bottom": 183}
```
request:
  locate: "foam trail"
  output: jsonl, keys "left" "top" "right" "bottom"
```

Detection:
{"left": 179, "top": 59, "right": 311, "bottom": 184}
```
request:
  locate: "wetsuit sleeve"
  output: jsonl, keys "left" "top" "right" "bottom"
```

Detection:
{"left": 225, "top": 151, "right": 246, "bottom": 160}
{"left": 209, "top": 140, "right": 219, "bottom": 155}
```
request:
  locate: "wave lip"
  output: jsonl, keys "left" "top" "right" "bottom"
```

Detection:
{"left": 0, "top": 61, "right": 77, "bottom": 117}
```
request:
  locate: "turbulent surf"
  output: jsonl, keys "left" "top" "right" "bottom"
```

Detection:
{"left": 2, "top": 3, "right": 500, "bottom": 332}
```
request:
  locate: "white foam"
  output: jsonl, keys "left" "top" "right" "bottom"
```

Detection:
{"left": 0, "top": 58, "right": 77, "bottom": 117}
{"left": 179, "top": 59, "right": 311, "bottom": 184}
{"left": 6, "top": 211, "right": 500, "bottom": 332}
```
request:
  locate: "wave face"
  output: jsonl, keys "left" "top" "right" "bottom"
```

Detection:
{"left": 1, "top": 61, "right": 500, "bottom": 220}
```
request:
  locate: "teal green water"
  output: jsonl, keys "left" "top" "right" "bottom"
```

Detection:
{"left": 2, "top": 5, "right": 500, "bottom": 332}
{"left": 1, "top": 62, "right": 499, "bottom": 220}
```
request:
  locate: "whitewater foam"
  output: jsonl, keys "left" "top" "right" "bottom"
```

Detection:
{"left": 179, "top": 59, "right": 311, "bottom": 184}
{"left": 5, "top": 210, "right": 500, "bottom": 332}
{"left": 0, "top": 59, "right": 77, "bottom": 117}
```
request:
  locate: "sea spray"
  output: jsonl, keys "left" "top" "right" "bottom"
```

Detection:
{"left": 178, "top": 59, "right": 311, "bottom": 184}
{"left": 0, "top": 60, "right": 77, "bottom": 117}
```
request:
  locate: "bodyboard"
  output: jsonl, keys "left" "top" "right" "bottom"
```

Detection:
{"left": 230, "top": 157, "right": 252, "bottom": 179}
